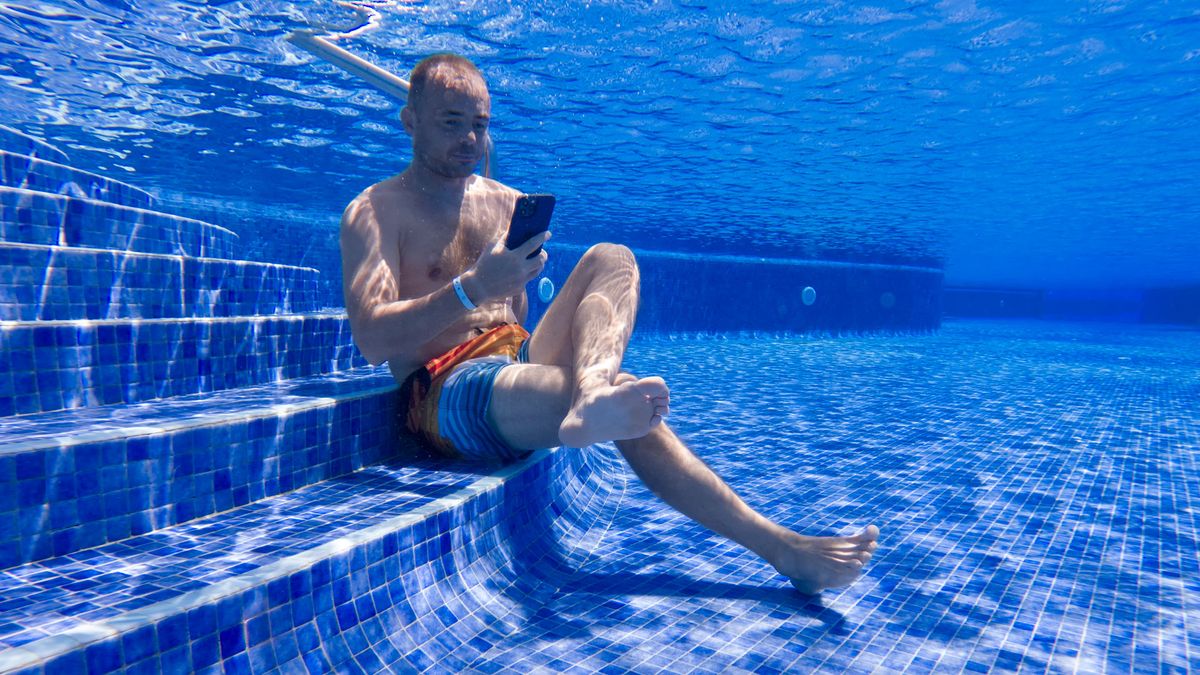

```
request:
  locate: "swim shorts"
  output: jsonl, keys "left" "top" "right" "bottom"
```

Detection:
{"left": 399, "top": 323, "right": 534, "bottom": 463}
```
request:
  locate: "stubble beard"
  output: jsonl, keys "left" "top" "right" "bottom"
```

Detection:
{"left": 416, "top": 148, "right": 477, "bottom": 180}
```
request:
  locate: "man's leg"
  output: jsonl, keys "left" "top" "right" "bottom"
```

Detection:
{"left": 611, "top": 392, "right": 878, "bottom": 594}
{"left": 489, "top": 244, "right": 878, "bottom": 592}
{"left": 516, "top": 243, "right": 669, "bottom": 447}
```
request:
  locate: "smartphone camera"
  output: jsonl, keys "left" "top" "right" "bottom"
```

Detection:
{"left": 518, "top": 199, "right": 536, "bottom": 218}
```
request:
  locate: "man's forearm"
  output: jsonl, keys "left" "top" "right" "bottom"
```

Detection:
{"left": 352, "top": 272, "right": 485, "bottom": 365}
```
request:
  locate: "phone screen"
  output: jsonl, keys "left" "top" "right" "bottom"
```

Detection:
{"left": 505, "top": 194, "right": 556, "bottom": 258}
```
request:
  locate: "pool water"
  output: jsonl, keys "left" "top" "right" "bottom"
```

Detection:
{"left": 2, "top": 1, "right": 1199, "bottom": 673}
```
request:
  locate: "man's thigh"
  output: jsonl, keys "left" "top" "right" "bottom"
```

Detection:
{"left": 489, "top": 363, "right": 573, "bottom": 451}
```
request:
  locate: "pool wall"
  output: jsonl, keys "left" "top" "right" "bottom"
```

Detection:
{"left": 945, "top": 286, "right": 1200, "bottom": 325}
{"left": 153, "top": 193, "right": 946, "bottom": 337}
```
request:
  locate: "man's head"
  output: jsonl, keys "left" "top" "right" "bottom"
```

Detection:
{"left": 401, "top": 53, "right": 490, "bottom": 179}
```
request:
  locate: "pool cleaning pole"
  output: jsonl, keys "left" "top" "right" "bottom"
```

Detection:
{"left": 285, "top": 29, "right": 495, "bottom": 177}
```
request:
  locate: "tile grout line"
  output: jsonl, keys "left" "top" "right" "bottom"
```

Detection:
{"left": 0, "top": 310, "right": 349, "bottom": 329}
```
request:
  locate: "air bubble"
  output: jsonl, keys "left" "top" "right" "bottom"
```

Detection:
{"left": 538, "top": 277, "right": 556, "bottom": 303}
{"left": 801, "top": 286, "right": 816, "bottom": 306}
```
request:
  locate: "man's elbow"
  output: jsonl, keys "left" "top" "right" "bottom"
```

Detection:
{"left": 352, "top": 334, "right": 387, "bottom": 366}
{"left": 347, "top": 315, "right": 389, "bottom": 366}
{"left": 360, "top": 346, "right": 388, "bottom": 367}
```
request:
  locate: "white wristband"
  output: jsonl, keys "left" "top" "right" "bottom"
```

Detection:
{"left": 452, "top": 275, "right": 477, "bottom": 310}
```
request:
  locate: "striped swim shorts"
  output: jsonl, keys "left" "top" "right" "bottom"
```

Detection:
{"left": 400, "top": 323, "right": 534, "bottom": 463}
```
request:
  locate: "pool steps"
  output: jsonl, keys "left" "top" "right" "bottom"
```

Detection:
{"left": 0, "top": 312, "right": 364, "bottom": 417}
{"left": 0, "top": 367, "right": 399, "bottom": 568}
{"left": 0, "top": 151, "right": 155, "bottom": 211}
{"left": 0, "top": 242, "right": 323, "bottom": 321}
{"left": 0, "top": 188, "right": 237, "bottom": 260}
{"left": 0, "top": 444, "right": 623, "bottom": 674}
{"left": 0, "top": 130, "right": 579, "bottom": 673}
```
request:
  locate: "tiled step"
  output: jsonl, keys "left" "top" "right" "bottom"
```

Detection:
{"left": 0, "top": 126, "right": 69, "bottom": 165}
{"left": 0, "top": 187, "right": 237, "bottom": 259}
{"left": 0, "top": 312, "right": 366, "bottom": 417}
{"left": 0, "top": 366, "right": 400, "bottom": 569}
{"left": 0, "top": 151, "right": 155, "bottom": 211}
{"left": 0, "top": 445, "right": 610, "bottom": 674}
{"left": 0, "top": 242, "right": 325, "bottom": 321}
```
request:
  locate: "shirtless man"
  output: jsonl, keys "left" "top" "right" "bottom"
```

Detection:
{"left": 339, "top": 53, "right": 878, "bottom": 594}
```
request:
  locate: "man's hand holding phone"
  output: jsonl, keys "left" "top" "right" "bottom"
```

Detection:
{"left": 458, "top": 193, "right": 555, "bottom": 307}
{"left": 459, "top": 230, "right": 550, "bottom": 305}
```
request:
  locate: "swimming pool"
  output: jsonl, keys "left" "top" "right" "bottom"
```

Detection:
{"left": 1, "top": 1, "right": 1198, "bottom": 673}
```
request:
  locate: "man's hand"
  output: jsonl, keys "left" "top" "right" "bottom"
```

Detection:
{"left": 460, "top": 231, "right": 550, "bottom": 304}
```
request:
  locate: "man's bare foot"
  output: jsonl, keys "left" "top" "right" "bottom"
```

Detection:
{"left": 771, "top": 525, "right": 880, "bottom": 594}
{"left": 559, "top": 376, "right": 670, "bottom": 447}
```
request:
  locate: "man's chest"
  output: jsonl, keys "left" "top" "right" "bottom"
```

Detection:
{"left": 393, "top": 210, "right": 502, "bottom": 289}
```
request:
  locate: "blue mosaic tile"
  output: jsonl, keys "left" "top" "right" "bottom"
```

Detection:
{"left": 0, "top": 150, "right": 155, "bottom": 210}
{"left": 0, "top": 187, "right": 235, "bottom": 259}
{"left": 0, "top": 243, "right": 323, "bottom": 321}
{"left": 0, "top": 367, "right": 399, "bottom": 566}
{"left": 0, "top": 312, "right": 364, "bottom": 416}
{"left": 0, "top": 125, "right": 69, "bottom": 165}
{"left": 0, "top": 321, "right": 1197, "bottom": 673}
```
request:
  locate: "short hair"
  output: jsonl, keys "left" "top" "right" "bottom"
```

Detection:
{"left": 408, "top": 53, "right": 485, "bottom": 112}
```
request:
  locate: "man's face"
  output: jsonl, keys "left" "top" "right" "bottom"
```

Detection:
{"left": 404, "top": 67, "right": 491, "bottom": 179}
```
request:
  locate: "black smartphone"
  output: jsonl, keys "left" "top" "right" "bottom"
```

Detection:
{"left": 505, "top": 193, "right": 556, "bottom": 259}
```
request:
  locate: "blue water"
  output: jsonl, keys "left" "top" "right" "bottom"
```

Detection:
{"left": 2, "top": 1, "right": 1198, "bottom": 288}
{"left": 2, "top": 1, "right": 1199, "bottom": 674}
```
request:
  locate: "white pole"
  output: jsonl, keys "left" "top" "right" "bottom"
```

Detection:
{"left": 285, "top": 29, "right": 496, "bottom": 178}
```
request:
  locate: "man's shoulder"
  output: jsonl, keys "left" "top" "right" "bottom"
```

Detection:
{"left": 342, "top": 175, "right": 407, "bottom": 231}
{"left": 473, "top": 175, "right": 521, "bottom": 197}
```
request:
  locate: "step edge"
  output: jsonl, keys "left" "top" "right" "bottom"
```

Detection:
{"left": 0, "top": 377, "right": 395, "bottom": 456}
{"left": 0, "top": 149, "right": 156, "bottom": 203}
{"left": 0, "top": 125, "right": 68, "bottom": 162}
{"left": 0, "top": 186, "right": 237, "bottom": 238}
{"left": 0, "top": 448, "right": 552, "bottom": 670}
{"left": 0, "top": 240, "right": 322, "bottom": 273}
{"left": 0, "top": 310, "right": 348, "bottom": 329}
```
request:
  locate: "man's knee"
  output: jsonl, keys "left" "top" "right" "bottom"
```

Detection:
{"left": 584, "top": 243, "right": 637, "bottom": 269}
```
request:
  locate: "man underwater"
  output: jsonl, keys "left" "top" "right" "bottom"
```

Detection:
{"left": 339, "top": 53, "right": 878, "bottom": 594}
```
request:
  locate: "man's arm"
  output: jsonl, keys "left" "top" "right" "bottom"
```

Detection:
{"left": 340, "top": 193, "right": 549, "bottom": 366}
{"left": 340, "top": 195, "right": 474, "bottom": 366}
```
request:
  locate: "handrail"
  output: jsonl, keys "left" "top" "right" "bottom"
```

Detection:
{"left": 286, "top": 30, "right": 410, "bottom": 99}
{"left": 285, "top": 29, "right": 495, "bottom": 178}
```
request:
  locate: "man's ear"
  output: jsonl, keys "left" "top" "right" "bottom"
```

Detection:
{"left": 400, "top": 105, "right": 414, "bottom": 134}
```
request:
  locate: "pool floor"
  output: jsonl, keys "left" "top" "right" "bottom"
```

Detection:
{"left": 3, "top": 318, "right": 1195, "bottom": 673}
{"left": 467, "top": 319, "right": 1197, "bottom": 672}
